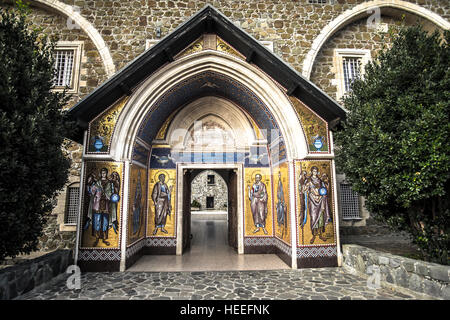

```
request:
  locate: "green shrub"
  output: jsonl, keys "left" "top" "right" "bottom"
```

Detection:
{"left": 335, "top": 25, "right": 450, "bottom": 265}
{"left": 0, "top": 3, "right": 73, "bottom": 261}
{"left": 191, "top": 199, "right": 202, "bottom": 209}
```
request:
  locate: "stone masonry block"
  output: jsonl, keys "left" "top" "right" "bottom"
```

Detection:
{"left": 442, "top": 285, "right": 450, "bottom": 300}
{"left": 408, "top": 274, "right": 424, "bottom": 293}
{"left": 389, "top": 258, "right": 401, "bottom": 268}
{"left": 414, "top": 262, "right": 430, "bottom": 277}
{"left": 428, "top": 265, "right": 450, "bottom": 283}
{"left": 402, "top": 260, "right": 415, "bottom": 273}
{"left": 423, "top": 279, "right": 442, "bottom": 298}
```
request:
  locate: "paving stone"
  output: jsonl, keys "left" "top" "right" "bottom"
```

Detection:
{"left": 16, "top": 268, "right": 433, "bottom": 300}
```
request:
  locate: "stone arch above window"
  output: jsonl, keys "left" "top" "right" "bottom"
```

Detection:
{"left": 303, "top": 0, "right": 450, "bottom": 79}
{"left": 31, "top": 0, "right": 115, "bottom": 77}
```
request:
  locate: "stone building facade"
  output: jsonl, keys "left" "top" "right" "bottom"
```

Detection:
{"left": 191, "top": 170, "right": 228, "bottom": 211}
{"left": 3, "top": 0, "right": 448, "bottom": 254}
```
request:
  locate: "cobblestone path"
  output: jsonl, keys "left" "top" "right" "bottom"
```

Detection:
{"left": 18, "top": 268, "right": 426, "bottom": 300}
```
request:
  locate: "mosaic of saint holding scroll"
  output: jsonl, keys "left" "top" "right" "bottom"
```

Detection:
{"left": 248, "top": 174, "right": 268, "bottom": 234}
{"left": 299, "top": 166, "right": 331, "bottom": 244}
{"left": 84, "top": 168, "right": 120, "bottom": 246}
{"left": 151, "top": 174, "right": 173, "bottom": 235}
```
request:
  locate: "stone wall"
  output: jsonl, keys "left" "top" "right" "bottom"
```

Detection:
{"left": 191, "top": 170, "right": 228, "bottom": 210}
{"left": 342, "top": 244, "right": 450, "bottom": 299}
{"left": 22, "top": 1, "right": 449, "bottom": 97}
{"left": 0, "top": 250, "right": 73, "bottom": 300}
{"left": 51, "top": 0, "right": 449, "bottom": 77}
{"left": 309, "top": 13, "right": 435, "bottom": 101}
{"left": 37, "top": 140, "right": 81, "bottom": 251}
{"left": 310, "top": 15, "right": 397, "bottom": 100}
{"left": 37, "top": 214, "right": 77, "bottom": 251}
{"left": 2, "top": 0, "right": 448, "bottom": 245}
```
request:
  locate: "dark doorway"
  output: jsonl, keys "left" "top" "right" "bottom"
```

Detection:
{"left": 206, "top": 196, "right": 214, "bottom": 209}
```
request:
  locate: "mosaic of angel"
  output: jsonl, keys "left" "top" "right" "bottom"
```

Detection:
{"left": 84, "top": 167, "right": 120, "bottom": 246}
{"left": 299, "top": 166, "right": 331, "bottom": 244}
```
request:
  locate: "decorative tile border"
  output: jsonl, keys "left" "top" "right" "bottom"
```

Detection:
{"left": 126, "top": 238, "right": 146, "bottom": 258}
{"left": 296, "top": 246, "right": 337, "bottom": 258}
{"left": 244, "top": 237, "right": 275, "bottom": 247}
{"left": 244, "top": 237, "right": 293, "bottom": 256}
{"left": 274, "top": 238, "right": 292, "bottom": 256}
{"left": 146, "top": 237, "right": 177, "bottom": 247}
{"left": 78, "top": 249, "right": 121, "bottom": 261}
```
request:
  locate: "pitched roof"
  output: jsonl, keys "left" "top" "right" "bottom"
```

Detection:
{"left": 67, "top": 5, "right": 347, "bottom": 143}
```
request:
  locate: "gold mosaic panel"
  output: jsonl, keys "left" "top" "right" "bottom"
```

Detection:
{"left": 244, "top": 167, "right": 273, "bottom": 237}
{"left": 217, "top": 37, "right": 244, "bottom": 59}
{"left": 295, "top": 160, "right": 336, "bottom": 247}
{"left": 176, "top": 36, "right": 204, "bottom": 59}
{"left": 274, "top": 162, "right": 290, "bottom": 244}
{"left": 80, "top": 161, "right": 123, "bottom": 249}
{"left": 289, "top": 97, "right": 329, "bottom": 153}
{"left": 127, "top": 164, "right": 147, "bottom": 245}
{"left": 147, "top": 169, "right": 177, "bottom": 237}
{"left": 87, "top": 97, "right": 129, "bottom": 153}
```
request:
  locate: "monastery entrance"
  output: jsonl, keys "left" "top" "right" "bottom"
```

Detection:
{"left": 71, "top": 7, "right": 346, "bottom": 272}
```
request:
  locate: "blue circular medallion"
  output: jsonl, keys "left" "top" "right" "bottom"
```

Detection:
{"left": 111, "top": 193, "right": 120, "bottom": 203}
{"left": 94, "top": 138, "right": 104, "bottom": 151}
{"left": 313, "top": 138, "right": 323, "bottom": 151}
{"left": 319, "top": 187, "right": 327, "bottom": 196}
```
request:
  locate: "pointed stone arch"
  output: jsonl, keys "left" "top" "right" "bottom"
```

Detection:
{"left": 111, "top": 50, "right": 308, "bottom": 163}
{"left": 164, "top": 96, "right": 261, "bottom": 152}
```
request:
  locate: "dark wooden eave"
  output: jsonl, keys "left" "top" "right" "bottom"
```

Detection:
{"left": 67, "top": 5, "right": 347, "bottom": 144}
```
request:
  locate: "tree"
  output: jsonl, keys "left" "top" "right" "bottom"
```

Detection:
{"left": 335, "top": 25, "right": 450, "bottom": 265}
{"left": 0, "top": 3, "right": 72, "bottom": 261}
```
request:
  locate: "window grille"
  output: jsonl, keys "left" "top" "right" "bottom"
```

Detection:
{"left": 54, "top": 50, "right": 75, "bottom": 87}
{"left": 207, "top": 175, "right": 215, "bottom": 185}
{"left": 65, "top": 186, "right": 80, "bottom": 225}
{"left": 339, "top": 183, "right": 361, "bottom": 220}
{"left": 308, "top": 0, "right": 329, "bottom": 4}
{"left": 343, "top": 57, "right": 362, "bottom": 92}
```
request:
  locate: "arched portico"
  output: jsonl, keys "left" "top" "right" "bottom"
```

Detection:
{"left": 70, "top": 5, "right": 345, "bottom": 272}
{"left": 116, "top": 50, "right": 305, "bottom": 269}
